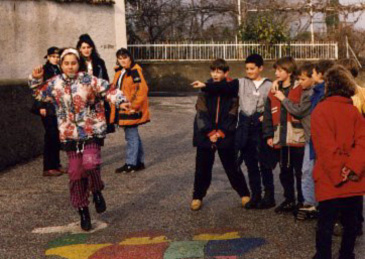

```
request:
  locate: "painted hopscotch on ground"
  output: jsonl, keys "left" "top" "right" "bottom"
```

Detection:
{"left": 45, "top": 229, "right": 267, "bottom": 259}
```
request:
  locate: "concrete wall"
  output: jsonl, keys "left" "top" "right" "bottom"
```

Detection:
{"left": 0, "top": 80, "right": 43, "bottom": 171}
{"left": 0, "top": 0, "right": 126, "bottom": 80}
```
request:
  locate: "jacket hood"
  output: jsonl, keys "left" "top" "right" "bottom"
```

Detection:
{"left": 325, "top": 96, "right": 353, "bottom": 104}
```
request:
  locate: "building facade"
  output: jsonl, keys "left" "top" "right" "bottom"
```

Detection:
{"left": 0, "top": 0, "right": 127, "bottom": 79}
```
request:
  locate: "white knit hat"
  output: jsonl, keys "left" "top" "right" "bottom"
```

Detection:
{"left": 60, "top": 48, "right": 80, "bottom": 61}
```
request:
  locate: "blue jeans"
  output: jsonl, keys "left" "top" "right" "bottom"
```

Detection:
{"left": 124, "top": 126, "right": 145, "bottom": 166}
{"left": 302, "top": 142, "right": 316, "bottom": 206}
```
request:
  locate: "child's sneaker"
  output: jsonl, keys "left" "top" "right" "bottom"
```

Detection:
{"left": 294, "top": 204, "right": 318, "bottom": 220}
{"left": 244, "top": 195, "right": 261, "bottom": 210}
{"left": 115, "top": 164, "right": 136, "bottom": 174}
{"left": 241, "top": 196, "right": 251, "bottom": 207}
{"left": 257, "top": 191, "right": 276, "bottom": 209}
{"left": 274, "top": 200, "right": 296, "bottom": 214}
{"left": 43, "top": 169, "right": 63, "bottom": 177}
{"left": 190, "top": 199, "right": 202, "bottom": 211}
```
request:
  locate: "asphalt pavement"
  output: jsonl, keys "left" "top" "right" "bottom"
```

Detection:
{"left": 0, "top": 96, "right": 364, "bottom": 259}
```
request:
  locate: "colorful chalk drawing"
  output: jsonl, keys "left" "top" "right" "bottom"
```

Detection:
{"left": 32, "top": 220, "right": 108, "bottom": 235}
{"left": 44, "top": 229, "right": 267, "bottom": 259}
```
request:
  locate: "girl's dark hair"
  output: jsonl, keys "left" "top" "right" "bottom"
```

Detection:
{"left": 273, "top": 56, "right": 297, "bottom": 80}
{"left": 116, "top": 48, "right": 134, "bottom": 61}
{"left": 76, "top": 34, "right": 101, "bottom": 63}
{"left": 210, "top": 58, "right": 229, "bottom": 73}
{"left": 324, "top": 65, "right": 357, "bottom": 98}
{"left": 116, "top": 48, "right": 135, "bottom": 69}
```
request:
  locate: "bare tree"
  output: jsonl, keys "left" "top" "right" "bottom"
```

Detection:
{"left": 126, "top": 0, "right": 238, "bottom": 42}
{"left": 125, "top": 0, "right": 365, "bottom": 43}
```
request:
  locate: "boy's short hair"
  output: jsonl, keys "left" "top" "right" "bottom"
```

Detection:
{"left": 337, "top": 59, "right": 359, "bottom": 78}
{"left": 273, "top": 56, "right": 297, "bottom": 75}
{"left": 324, "top": 65, "right": 356, "bottom": 98}
{"left": 314, "top": 60, "right": 335, "bottom": 75}
{"left": 210, "top": 59, "right": 229, "bottom": 73}
{"left": 298, "top": 62, "right": 314, "bottom": 77}
{"left": 245, "top": 54, "right": 264, "bottom": 67}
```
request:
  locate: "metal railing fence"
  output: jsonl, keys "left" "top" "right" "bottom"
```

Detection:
{"left": 128, "top": 42, "right": 338, "bottom": 61}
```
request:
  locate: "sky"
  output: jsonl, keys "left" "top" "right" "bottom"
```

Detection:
{"left": 340, "top": 0, "right": 364, "bottom": 29}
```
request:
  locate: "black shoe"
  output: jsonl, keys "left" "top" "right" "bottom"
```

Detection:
{"left": 257, "top": 191, "right": 276, "bottom": 209}
{"left": 115, "top": 164, "right": 136, "bottom": 174}
{"left": 78, "top": 207, "right": 92, "bottom": 231}
{"left": 294, "top": 205, "right": 318, "bottom": 220}
{"left": 93, "top": 191, "right": 106, "bottom": 214}
{"left": 135, "top": 162, "right": 145, "bottom": 171}
{"left": 274, "top": 200, "right": 296, "bottom": 214}
{"left": 244, "top": 195, "right": 261, "bottom": 210}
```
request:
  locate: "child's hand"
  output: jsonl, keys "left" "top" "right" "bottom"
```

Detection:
{"left": 40, "top": 109, "right": 47, "bottom": 117}
{"left": 120, "top": 102, "right": 131, "bottom": 111}
{"left": 271, "top": 80, "right": 280, "bottom": 93}
{"left": 191, "top": 81, "right": 206, "bottom": 88}
{"left": 32, "top": 65, "right": 44, "bottom": 79}
{"left": 209, "top": 135, "right": 218, "bottom": 143}
{"left": 267, "top": 138, "right": 273, "bottom": 147}
{"left": 274, "top": 91, "right": 286, "bottom": 101}
{"left": 259, "top": 116, "right": 264, "bottom": 122}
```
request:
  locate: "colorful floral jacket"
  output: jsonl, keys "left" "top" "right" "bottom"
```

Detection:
{"left": 29, "top": 72, "right": 125, "bottom": 145}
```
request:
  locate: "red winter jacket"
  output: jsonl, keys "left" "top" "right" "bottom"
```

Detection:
{"left": 263, "top": 83, "right": 306, "bottom": 148}
{"left": 311, "top": 96, "right": 365, "bottom": 202}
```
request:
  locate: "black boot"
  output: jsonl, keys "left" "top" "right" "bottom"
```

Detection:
{"left": 93, "top": 191, "right": 106, "bottom": 214}
{"left": 274, "top": 199, "right": 296, "bottom": 214}
{"left": 244, "top": 194, "right": 262, "bottom": 210}
{"left": 78, "top": 207, "right": 92, "bottom": 231}
{"left": 257, "top": 191, "right": 276, "bottom": 209}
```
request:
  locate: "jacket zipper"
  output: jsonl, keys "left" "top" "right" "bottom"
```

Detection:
{"left": 215, "top": 96, "right": 220, "bottom": 129}
{"left": 67, "top": 82, "right": 83, "bottom": 153}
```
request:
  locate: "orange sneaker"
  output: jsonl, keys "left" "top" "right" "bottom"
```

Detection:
{"left": 241, "top": 196, "right": 251, "bottom": 207}
{"left": 190, "top": 199, "right": 203, "bottom": 211}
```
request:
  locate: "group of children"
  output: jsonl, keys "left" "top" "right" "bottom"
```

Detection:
{"left": 191, "top": 54, "right": 365, "bottom": 259}
{"left": 29, "top": 38, "right": 364, "bottom": 256}
{"left": 32, "top": 35, "right": 150, "bottom": 178}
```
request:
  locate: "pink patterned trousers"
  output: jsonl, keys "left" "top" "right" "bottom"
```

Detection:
{"left": 66, "top": 143, "right": 104, "bottom": 208}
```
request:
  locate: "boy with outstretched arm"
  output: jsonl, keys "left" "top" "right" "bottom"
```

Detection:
{"left": 190, "top": 59, "right": 250, "bottom": 211}
{"left": 192, "top": 54, "right": 275, "bottom": 210}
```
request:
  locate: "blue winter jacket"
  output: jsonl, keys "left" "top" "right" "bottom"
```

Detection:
{"left": 309, "top": 82, "right": 325, "bottom": 159}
